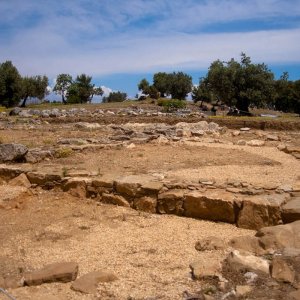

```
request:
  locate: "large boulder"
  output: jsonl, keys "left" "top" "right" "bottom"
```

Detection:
{"left": 256, "top": 221, "right": 300, "bottom": 252}
{"left": 0, "top": 143, "right": 28, "bottom": 162}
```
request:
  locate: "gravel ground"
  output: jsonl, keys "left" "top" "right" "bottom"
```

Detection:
{"left": 1, "top": 190, "right": 253, "bottom": 300}
{"left": 168, "top": 142, "right": 300, "bottom": 186}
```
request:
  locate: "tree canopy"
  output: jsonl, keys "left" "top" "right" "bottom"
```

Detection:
{"left": 138, "top": 71, "right": 192, "bottom": 100}
{"left": 102, "top": 91, "right": 127, "bottom": 103}
{"left": 0, "top": 61, "right": 22, "bottom": 107}
{"left": 65, "top": 74, "right": 103, "bottom": 104}
{"left": 20, "top": 75, "right": 48, "bottom": 107}
{"left": 53, "top": 74, "right": 73, "bottom": 104}
{"left": 199, "top": 53, "right": 275, "bottom": 114}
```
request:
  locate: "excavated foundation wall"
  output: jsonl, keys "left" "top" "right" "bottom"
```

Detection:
{"left": 1, "top": 165, "right": 299, "bottom": 230}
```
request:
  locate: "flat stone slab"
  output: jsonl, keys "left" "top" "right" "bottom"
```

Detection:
{"left": 24, "top": 262, "right": 78, "bottom": 286}
{"left": 71, "top": 271, "right": 118, "bottom": 294}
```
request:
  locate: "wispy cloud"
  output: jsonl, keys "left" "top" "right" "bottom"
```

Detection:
{"left": 0, "top": 0, "right": 299, "bottom": 79}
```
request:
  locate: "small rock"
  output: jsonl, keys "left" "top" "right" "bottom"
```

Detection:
{"left": 226, "top": 250, "right": 270, "bottom": 274}
{"left": 277, "top": 184, "right": 293, "bottom": 192}
{"left": 190, "top": 259, "right": 221, "bottom": 280}
{"left": 271, "top": 256, "right": 295, "bottom": 283}
{"left": 232, "top": 130, "right": 240, "bottom": 136}
{"left": 244, "top": 272, "right": 258, "bottom": 284}
{"left": 226, "top": 187, "right": 242, "bottom": 193}
{"left": 266, "top": 134, "right": 279, "bottom": 141}
{"left": 195, "top": 237, "right": 226, "bottom": 251}
{"left": 237, "top": 140, "right": 246, "bottom": 146}
{"left": 235, "top": 285, "right": 252, "bottom": 297}
{"left": 246, "top": 140, "right": 265, "bottom": 147}
{"left": 240, "top": 127, "right": 251, "bottom": 131}
{"left": 24, "top": 262, "right": 78, "bottom": 286}
{"left": 126, "top": 143, "right": 136, "bottom": 149}
{"left": 71, "top": 271, "right": 118, "bottom": 294}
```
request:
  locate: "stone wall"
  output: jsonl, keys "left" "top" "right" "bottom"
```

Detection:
{"left": 1, "top": 165, "right": 299, "bottom": 230}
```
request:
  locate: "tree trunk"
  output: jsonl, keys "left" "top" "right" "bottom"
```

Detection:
{"left": 20, "top": 96, "right": 28, "bottom": 108}
{"left": 236, "top": 98, "right": 251, "bottom": 115}
{"left": 62, "top": 94, "right": 67, "bottom": 105}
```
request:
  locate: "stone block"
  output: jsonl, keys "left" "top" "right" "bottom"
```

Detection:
{"left": 184, "top": 190, "right": 237, "bottom": 223}
{"left": 101, "top": 193, "right": 130, "bottom": 207}
{"left": 157, "top": 189, "right": 184, "bottom": 215}
{"left": 24, "top": 262, "right": 78, "bottom": 286}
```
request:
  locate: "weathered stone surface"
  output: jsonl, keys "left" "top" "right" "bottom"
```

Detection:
{"left": 0, "top": 165, "right": 23, "bottom": 180}
{"left": 27, "top": 172, "right": 62, "bottom": 186}
{"left": 114, "top": 175, "right": 143, "bottom": 197}
{"left": 229, "top": 235, "right": 266, "bottom": 256}
{"left": 62, "top": 177, "right": 88, "bottom": 198}
{"left": 237, "top": 194, "right": 285, "bottom": 230}
{"left": 157, "top": 189, "right": 184, "bottom": 215}
{"left": 71, "top": 271, "right": 117, "bottom": 294}
{"left": 8, "top": 173, "right": 31, "bottom": 188}
{"left": 286, "top": 146, "right": 300, "bottom": 154}
{"left": 184, "top": 190, "right": 237, "bottom": 223}
{"left": 266, "top": 134, "right": 279, "bottom": 141}
{"left": 195, "top": 236, "right": 226, "bottom": 251}
{"left": 134, "top": 196, "right": 157, "bottom": 213}
{"left": 102, "top": 193, "right": 130, "bottom": 207}
{"left": 256, "top": 221, "right": 300, "bottom": 253}
{"left": 140, "top": 181, "right": 163, "bottom": 196}
{"left": 0, "top": 275, "right": 24, "bottom": 289}
{"left": 289, "top": 290, "right": 300, "bottom": 300}
{"left": 282, "top": 198, "right": 300, "bottom": 223}
{"left": 25, "top": 149, "right": 53, "bottom": 163}
{"left": 0, "top": 143, "right": 28, "bottom": 162}
{"left": 271, "top": 256, "right": 295, "bottom": 283}
{"left": 92, "top": 175, "right": 114, "bottom": 188}
{"left": 24, "top": 262, "right": 78, "bottom": 286}
{"left": 246, "top": 140, "right": 265, "bottom": 147}
{"left": 74, "top": 122, "right": 101, "bottom": 130}
{"left": 190, "top": 259, "right": 221, "bottom": 279}
{"left": 226, "top": 250, "right": 270, "bottom": 274}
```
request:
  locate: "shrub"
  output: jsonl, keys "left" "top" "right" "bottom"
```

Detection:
{"left": 55, "top": 147, "right": 73, "bottom": 158}
{"left": 157, "top": 99, "right": 187, "bottom": 111}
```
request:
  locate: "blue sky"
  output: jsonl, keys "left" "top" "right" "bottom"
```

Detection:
{"left": 0, "top": 0, "right": 300, "bottom": 99}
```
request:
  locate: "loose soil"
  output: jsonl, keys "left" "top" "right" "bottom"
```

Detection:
{"left": 0, "top": 189, "right": 253, "bottom": 300}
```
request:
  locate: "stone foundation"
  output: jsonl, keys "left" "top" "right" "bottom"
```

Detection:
{"left": 0, "top": 164, "right": 298, "bottom": 230}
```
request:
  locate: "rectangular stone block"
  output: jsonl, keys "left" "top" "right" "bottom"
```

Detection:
{"left": 184, "top": 190, "right": 237, "bottom": 223}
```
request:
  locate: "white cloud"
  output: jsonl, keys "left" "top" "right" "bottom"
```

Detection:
{"left": 2, "top": 28, "right": 299, "bottom": 77}
{"left": 0, "top": 0, "right": 299, "bottom": 78}
{"left": 101, "top": 86, "right": 113, "bottom": 96}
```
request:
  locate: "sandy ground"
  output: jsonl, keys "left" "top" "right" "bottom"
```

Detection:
{"left": 0, "top": 189, "right": 253, "bottom": 300}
